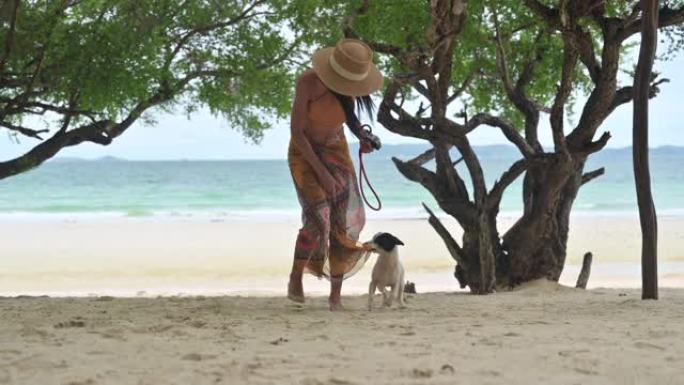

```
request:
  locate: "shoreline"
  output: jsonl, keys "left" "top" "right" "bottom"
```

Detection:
{"left": 1, "top": 214, "right": 683, "bottom": 297}
{"left": 2, "top": 207, "right": 684, "bottom": 222}
{"left": 3, "top": 261, "right": 684, "bottom": 298}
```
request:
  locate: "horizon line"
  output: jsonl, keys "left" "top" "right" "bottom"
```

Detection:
{"left": 48, "top": 144, "right": 684, "bottom": 162}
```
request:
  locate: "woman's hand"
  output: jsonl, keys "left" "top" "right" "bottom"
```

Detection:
{"left": 360, "top": 140, "right": 375, "bottom": 154}
{"left": 318, "top": 170, "right": 338, "bottom": 196}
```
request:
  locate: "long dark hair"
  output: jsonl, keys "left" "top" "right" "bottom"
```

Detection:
{"left": 331, "top": 91, "right": 375, "bottom": 132}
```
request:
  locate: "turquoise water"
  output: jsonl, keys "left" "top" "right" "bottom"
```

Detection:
{"left": 1, "top": 145, "right": 683, "bottom": 218}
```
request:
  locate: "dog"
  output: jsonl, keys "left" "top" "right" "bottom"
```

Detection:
{"left": 364, "top": 232, "right": 405, "bottom": 311}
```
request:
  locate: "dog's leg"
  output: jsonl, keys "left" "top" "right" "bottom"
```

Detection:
{"left": 398, "top": 284, "right": 406, "bottom": 308}
{"left": 380, "top": 287, "right": 390, "bottom": 307}
{"left": 398, "top": 271, "right": 406, "bottom": 307}
{"left": 367, "top": 281, "right": 376, "bottom": 311}
{"left": 387, "top": 284, "right": 397, "bottom": 308}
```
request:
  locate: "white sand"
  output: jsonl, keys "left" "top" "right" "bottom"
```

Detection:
{"left": 1, "top": 284, "right": 683, "bottom": 385}
{"left": 1, "top": 215, "right": 683, "bottom": 384}
{"left": 1, "top": 215, "right": 683, "bottom": 296}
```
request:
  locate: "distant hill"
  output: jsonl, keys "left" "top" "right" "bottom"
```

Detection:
{"left": 50, "top": 156, "right": 127, "bottom": 163}
{"left": 49, "top": 144, "right": 682, "bottom": 162}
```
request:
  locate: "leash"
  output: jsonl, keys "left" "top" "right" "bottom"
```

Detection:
{"left": 357, "top": 141, "right": 382, "bottom": 212}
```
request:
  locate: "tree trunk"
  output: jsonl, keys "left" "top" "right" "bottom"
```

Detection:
{"left": 633, "top": 0, "right": 659, "bottom": 300}
{"left": 575, "top": 252, "right": 593, "bottom": 289}
{"left": 498, "top": 154, "right": 582, "bottom": 285}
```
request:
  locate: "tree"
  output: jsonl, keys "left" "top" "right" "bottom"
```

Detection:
{"left": 341, "top": 0, "right": 684, "bottom": 293}
{"left": 0, "top": 0, "right": 313, "bottom": 180}
{"left": 633, "top": 0, "right": 660, "bottom": 300}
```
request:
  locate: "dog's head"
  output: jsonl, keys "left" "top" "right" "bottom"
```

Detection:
{"left": 365, "top": 232, "right": 404, "bottom": 253}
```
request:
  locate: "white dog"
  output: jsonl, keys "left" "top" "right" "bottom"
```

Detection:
{"left": 364, "top": 232, "right": 406, "bottom": 311}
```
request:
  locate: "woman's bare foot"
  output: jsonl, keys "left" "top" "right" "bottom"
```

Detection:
{"left": 287, "top": 278, "right": 305, "bottom": 303}
{"left": 328, "top": 297, "right": 344, "bottom": 311}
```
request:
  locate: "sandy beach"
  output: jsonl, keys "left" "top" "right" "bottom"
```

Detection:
{"left": 1, "top": 214, "right": 683, "bottom": 384}
{"left": 1, "top": 214, "right": 683, "bottom": 296}
{"left": 1, "top": 283, "right": 682, "bottom": 385}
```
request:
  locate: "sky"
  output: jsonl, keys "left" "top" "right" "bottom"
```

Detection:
{"left": 1, "top": 47, "right": 683, "bottom": 161}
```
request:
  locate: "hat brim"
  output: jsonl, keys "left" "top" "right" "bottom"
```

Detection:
{"left": 312, "top": 47, "right": 384, "bottom": 97}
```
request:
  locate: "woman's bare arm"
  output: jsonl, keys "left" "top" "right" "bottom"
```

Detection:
{"left": 290, "top": 73, "right": 337, "bottom": 194}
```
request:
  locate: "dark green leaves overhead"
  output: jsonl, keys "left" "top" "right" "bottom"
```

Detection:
{"left": 0, "top": 0, "right": 319, "bottom": 142}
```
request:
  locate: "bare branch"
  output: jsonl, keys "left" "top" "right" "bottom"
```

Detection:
{"left": 342, "top": 0, "right": 370, "bottom": 36}
{"left": 435, "top": 142, "right": 470, "bottom": 201}
{"left": 0, "top": 0, "right": 20, "bottom": 72}
{"left": 393, "top": 155, "right": 476, "bottom": 226}
{"left": 446, "top": 69, "right": 478, "bottom": 104}
{"left": 491, "top": 9, "right": 546, "bottom": 152}
{"left": 408, "top": 147, "right": 436, "bottom": 166}
{"left": 493, "top": 10, "right": 514, "bottom": 94}
{"left": 464, "top": 113, "right": 536, "bottom": 158}
{"left": 0, "top": 121, "right": 48, "bottom": 140}
{"left": 581, "top": 167, "right": 605, "bottom": 185}
{"left": 1, "top": 99, "right": 98, "bottom": 121}
{"left": 515, "top": 31, "right": 544, "bottom": 91}
{"left": 523, "top": 0, "right": 561, "bottom": 25}
{"left": 608, "top": 78, "right": 669, "bottom": 114}
{"left": 378, "top": 81, "right": 435, "bottom": 140}
{"left": 550, "top": 20, "right": 579, "bottom": 154}
{"left": 392, "top": 156, "right": 439, "bottom": 192}
{"left": 422, "top": 202, "right": 468, "bottom": 268}
{"left": 486, "top": 158, "right": 529, "bottom": 210}
{"left": 577, "top": 131, "right": 611, "bottom": 155}
{"left": 164, "top": 0, "right": 268, "bottom": 70}
{"left": 342, "top": 0, "right": 409, "bottom": 60}
{"left": 452, "top": 136, "right": 487, "bottom": 206}
{"left": 618, "top": 5, "right": 684, "bottom": 42}
{"left": 574, "top": 25, "right": 601, "bottom": 83}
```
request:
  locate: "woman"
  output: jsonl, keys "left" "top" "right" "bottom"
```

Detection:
{"left": 287, "top": 38, "right": 384, "bottom": 311}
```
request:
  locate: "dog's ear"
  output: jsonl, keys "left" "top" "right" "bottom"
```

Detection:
{"left": 388, "top": 234, "right": 404, "bottom": 246}
{"left": 374, "top": 233, "right": 404, "bottom": 252}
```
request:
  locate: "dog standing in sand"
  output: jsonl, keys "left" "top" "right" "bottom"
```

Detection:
{"left": 364, "top": 232, "right": 405, "bottom": 311}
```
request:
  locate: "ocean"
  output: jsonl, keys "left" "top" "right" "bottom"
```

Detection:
{"left": 1, "top": 144, "right": 683, "bottom": 219}
{"left": 1, "top": 144, "right": 684, "bottom": 297}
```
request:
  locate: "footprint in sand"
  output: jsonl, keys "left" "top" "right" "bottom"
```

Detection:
{"left": 558, "top": 349, "right": 590, "bottom": 357}
{"left": 187, "top": 320, "right": 207, "bottom": 328}
{"left": 181, "top": 353, "right": 218, "bottom": 361}
{"left": 65, "top": 379, "right": 96, "bottom": 385}
{"left": 440, "top": 364, "right": 455, "bottom": 375}
{"left": 54, "top": 319, "right": 86, "bottom": 328}
{"left": 328, "top": 378, "right": 356, "bottom": 385}
{"left": 19, "top": 326, "right": 52, "bottom": 339}
{"left": 634, "top": 341, "right": 666, "bottom": 351}
{"left": 410, "top": 368, "right": 433, "bottom": 379}
{"left": 300, "top": 378, "right": 356, "bottom": 385}
{"left": 140, "top": 324, "right": 174, "bottom": 333}
{"left": 269, "top": 337, "right": 289, "bottom": 345}
{"left": 92, "top": 296, "right": 115, "bottom": 302}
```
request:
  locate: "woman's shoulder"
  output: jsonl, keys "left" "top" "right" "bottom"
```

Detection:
{"left": 296, "top": 69, "right": 327, "bottom": 99}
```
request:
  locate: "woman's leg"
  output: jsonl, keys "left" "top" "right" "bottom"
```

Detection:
{"left": 329, "top": 274, "right": 344, "bottom": 311}
{"left": 328, "top": 244, "right": 346, "bottom": 311}
{"left": 288, "top": 259, "right": 306, "bottom": 303}
{"left": 288, "top": 207, "right": 330, "bottom": 303}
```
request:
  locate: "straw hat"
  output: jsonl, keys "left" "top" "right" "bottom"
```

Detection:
{"left": 312, "top": 38, "right": 384, "bottom": 97}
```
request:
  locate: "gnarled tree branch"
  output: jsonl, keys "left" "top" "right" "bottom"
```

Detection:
{"left": 464, "top": 113, "right": 535, "bottom": 158}
{"left": 486, "top": 158, "right": 529, "bottom": 210}
{"left": 581, "top": 167, "right": 605, "bottom": 185}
